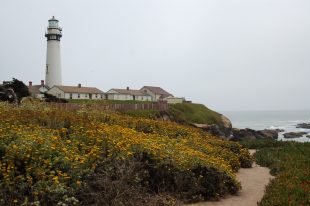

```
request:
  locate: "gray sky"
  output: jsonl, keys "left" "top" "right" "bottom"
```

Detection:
{"left": 0, "top": 0, "right": 309, "bottom": 111}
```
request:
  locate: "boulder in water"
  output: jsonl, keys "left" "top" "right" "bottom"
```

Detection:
{"left": 296, "top": 123, "right": 310, "bottom": 129}
{"left": 283, "top": 132, "right": 307, "bottom": 139}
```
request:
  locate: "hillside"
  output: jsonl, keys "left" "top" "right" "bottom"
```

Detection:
{"left": 0, "top": 102, "right": 251, "bottom": 205}
{"left": 122, "top": 102, "right": 231, "bottom": 137}
{"left": 67, "top": 101, "right": 228, "bottom": 129}
{"left": 167, "top": 103, "right": 223, "bottom": 125}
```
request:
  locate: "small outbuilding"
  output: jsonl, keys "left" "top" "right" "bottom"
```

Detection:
{"left": 28, "top": 80, "right": 49, "bottom": 99}
{"left": 163, "top": 96, "right": 185, "bottom": 104}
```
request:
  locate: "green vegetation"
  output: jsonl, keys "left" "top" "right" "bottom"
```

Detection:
{"left": 168, "top": 103, "right": 223, "bottom": 125}
{"left": 120, "top": 109, "right": 161, "bottom": 119}
{"left": 241, "top": 139, "right": 310, "bottom": 206}
{"left": 0, "top": 102, "right": 252, "bottom": 206}
{"left": 3, "top": 78, "right": 30, "bottom": 100}
{"left": 118, "top": 103, "right": 224, "bottom": 127}
{"left": 66, "top": 101, "right": 224, "bottom": 127}
{"left": 104, "top": 99, "right": 150, "bottom": 104}
{"left": 238, "top": 139, "right": 286, "bottom": 149}
{"left": 68, "top": 99, "right": 148, "bottom": 104}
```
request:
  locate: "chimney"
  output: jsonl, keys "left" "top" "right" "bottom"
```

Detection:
{"left": 126, "top": 86, "right": 129, "bottom": 90}
{"left": 41, "top": 80, "right": 44, "bottom": 86}
{"left": 29, "top": 81, "right": 32, "bottom": 86}
{"left": 78, "top": 83, "right": 81, "bottom": 88}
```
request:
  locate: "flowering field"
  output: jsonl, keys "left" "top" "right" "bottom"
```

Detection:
{"left": 0, "top": 102, "right": 252, "bottom": 205}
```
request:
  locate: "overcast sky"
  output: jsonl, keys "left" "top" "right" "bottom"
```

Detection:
{"left": 0, "top": 0, "right": 309, "bottom": 111}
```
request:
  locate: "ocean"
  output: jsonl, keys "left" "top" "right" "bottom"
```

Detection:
{"left": 222, "top": 110, "right": 310, "bottom": 143}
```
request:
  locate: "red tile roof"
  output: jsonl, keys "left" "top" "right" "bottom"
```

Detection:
{"left": 53, "top": 85, "right": 104, "bottom": 94}
{"left": 109, "top": 89, "right": 150, "bottom": 96}
{"left": 141, "top": 86, "right": 172, "bottom": 96}
{"left": 28, "top": 85, "right": 43, "bottom": 94}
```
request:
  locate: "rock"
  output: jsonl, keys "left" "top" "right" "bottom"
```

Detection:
{"left": 220, "top": 115, "right": 233, "bottom": 137}
{"left": 192, "top": 115, "right": 232, "bottom": 138}
{"left": 231, "top": 128, "right": 279, "bottom": 141}
{"left": 232, "top": 128, "right": 256, "bottom": 140}
{"left": 257, "top": 129, "right": 279, "bottom": 139}
{"left": 283, "top": 132, "right": 307, "bottom": 139}
{"left": 306, "top": 135, "right": 310, "bottom": 138}
{"left": 296, "top": 123, "right": 310, "bottom": 129}
{"left": 193, "top": 123, "right": 226, "bottom": 137}
{"left": 275, "top": 129, "right": 285, "bottom": 133}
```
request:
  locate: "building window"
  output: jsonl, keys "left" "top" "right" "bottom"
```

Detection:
{"left": 95, "top": 94, "right": 98, "bottom": 98}
{"left": 101, "top": 95, "right": 103, "bottom": 99}
{"left": 58, "top": 93, "right": 61, "bottom": 98}
{"left": 70, "top": 93, "right": 72, "bottom": 99}
{"left": 78, "top": 94, "right": 80, "bottom": 98}
{"left": 85, "top": 94, "right": 88, "bottom": 98}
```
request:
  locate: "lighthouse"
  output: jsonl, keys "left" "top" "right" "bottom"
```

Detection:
{"left": 45, "top": 16, "right": 62, "bottom": 88}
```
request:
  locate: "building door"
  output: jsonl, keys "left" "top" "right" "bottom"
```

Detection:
{"left": 89, "top": 94, "right": 92, "bottom": 99}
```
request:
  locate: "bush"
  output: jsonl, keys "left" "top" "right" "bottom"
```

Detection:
{"left": 78, "top": 156, "right": 180, "bottom": 206}
{"left": 0, "top": 102, "right": 252, "bottom": 205}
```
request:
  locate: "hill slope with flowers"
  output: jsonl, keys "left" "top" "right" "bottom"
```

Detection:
{"left": 0, "top": 102, "right": 252, "bottom": 206}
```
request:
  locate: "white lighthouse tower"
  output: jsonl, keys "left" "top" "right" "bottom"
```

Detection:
{"left": 45, "top": 16, "right": 62, "bottom": 88}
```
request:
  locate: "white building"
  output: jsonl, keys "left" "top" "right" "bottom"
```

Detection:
{"left": 45, "top": 16, "right": 62, "bottom": 88}
{"left": 28, "top": 80, "right": 49, "bottom": 99}
{"left": 106, "top": 87, "right": 151, "bottom": 101}
{"left": 47, "top": 84, "right": 104, "bottom": 100}
{"left": 140, "top": 86, "right": 172, "bottom": 102}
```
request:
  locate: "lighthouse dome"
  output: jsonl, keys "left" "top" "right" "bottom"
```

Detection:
{"left": 49, "top": 16, "right": 59, "bottom": 21}
{"left": 48, "top": 16, "right": 59, "bottom": 28}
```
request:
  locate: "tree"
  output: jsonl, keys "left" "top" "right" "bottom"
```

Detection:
{"left": 4, "top": 78, "right": 30, "bottom": 100}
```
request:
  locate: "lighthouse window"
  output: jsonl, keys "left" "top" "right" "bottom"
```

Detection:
{"left": 49, "top": 21, "right": 58, "bottom": 28}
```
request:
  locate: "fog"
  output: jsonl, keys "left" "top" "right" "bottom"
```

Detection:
{"left": 0, "top": 0, "right": 309, "bottom": 111}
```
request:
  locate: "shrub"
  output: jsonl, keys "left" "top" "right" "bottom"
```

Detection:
{"left": 254, "top": 142, "right": 310, "bottom": 206}
{"left": 0, "top": 102, "right": 252, "bottom": 205}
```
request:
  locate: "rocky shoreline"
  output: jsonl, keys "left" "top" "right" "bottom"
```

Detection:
{"left": 194, "top": 118, "right": 310, "bottom": 141}
{"left": 231, "top": 128, "right": 280, "bottom": 141}
{"left": 283, "top": 132, "right": 308, "bottom": 139}
{"left": 296, "top": 123, "right": 310, "bottom": 129}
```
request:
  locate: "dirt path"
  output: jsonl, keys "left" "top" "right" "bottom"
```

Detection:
{"left": 187, "top": 149, "right": 274, "bottom": 206}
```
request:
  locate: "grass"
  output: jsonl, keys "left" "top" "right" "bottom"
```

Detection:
{"left": 238, "top": 139, "right": 287, "bottom": 149}
{"left": 168, "top": 103, "right": 223, "bottom": 125}
{"left": 66, "top": 101, "right": 224, "bottom": 127}
{"left": 68, "top": 99, "right": 149, "bottom": 104}
{"left": 120, "top": 109, "right": 161, "bottom": 119}
{"left": 240, "top": 139, "right": 310, "bottom": 206}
